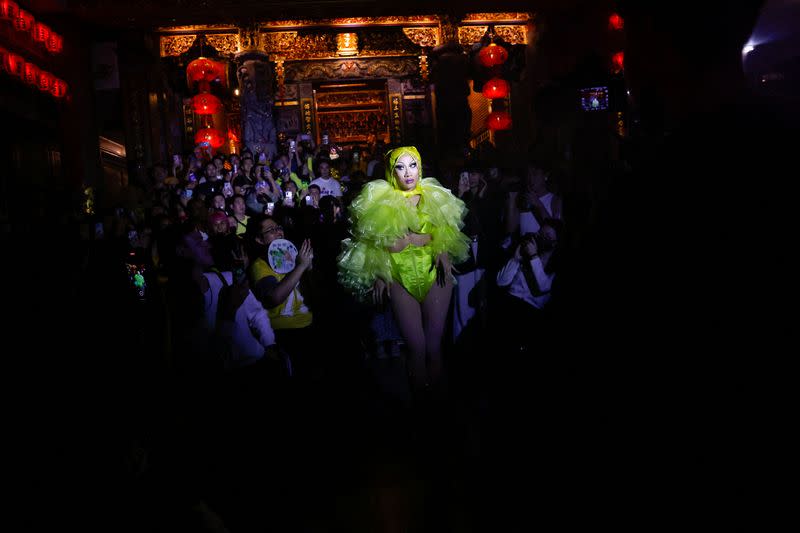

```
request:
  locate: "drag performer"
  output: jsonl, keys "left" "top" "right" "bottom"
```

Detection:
{"left": 339, "top": 146, "right": 469, "bottom": 388}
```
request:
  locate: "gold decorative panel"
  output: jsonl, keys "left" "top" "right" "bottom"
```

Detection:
{"left": 160, "top": 35, "right": 196, "bottom": 57}
{"left": 462, "top": 13, "right": 531, "bottom": 23}
{"left": 264, "top": 33, "right": 336, "bottom": 60}
{"left": 403, "top": 27, "right": 439, "bottom": 48}
{"left": 205, "top": 34, "right": 239, "bottom": 56}
{"left": 314, "top": 82, "right": 390, "bottom": 145}
{"left": 316, "top": 90, "right": 386, "bottom": 108}
{"left": 262, "top": 32, "right": 299, "bottom": 53}
{"left": 458, "top": 26, "right": 488, "bottom": 46}
{"left": 495, "top": 25, "right": 528, "bottom": 45}
{"left": 285, "top": 58, "right": 418, "bottom": 82}
{"left": 157, "top": 24, "right": 236, "bottom": 33}
{"left": 265, "top": 16, "right": 439, "bottom": 29}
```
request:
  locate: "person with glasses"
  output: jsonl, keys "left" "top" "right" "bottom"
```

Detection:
{"left": 338, "top": 146, "right": 470, "bottom": 391}
{"left": 245, "top": 214, "right": 316, "bottom": 378}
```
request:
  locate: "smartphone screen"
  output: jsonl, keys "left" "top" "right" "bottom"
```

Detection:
{"left": 266, "top": 202, "right": 275, "bottom": 214}
{"left": 126, "top": 263, "right": 147, "bottom": 301}
{"left": 285, "top": 191, "right": 293, "bottom": 200}
{"left": 305, "top": 195, "right": 313, "bottom": 205}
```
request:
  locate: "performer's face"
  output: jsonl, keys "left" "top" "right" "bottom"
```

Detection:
{"left": 393, "top": 154, "right": 419, "bottom": 191}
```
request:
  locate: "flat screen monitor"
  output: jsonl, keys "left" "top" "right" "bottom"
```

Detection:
{"left": 580, "top": 86, "right": 609, "bottom": 111}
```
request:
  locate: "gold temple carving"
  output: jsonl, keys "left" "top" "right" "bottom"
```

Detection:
{"left": 462, "top": 12, "right": 531, "bottom": 23}
{"left": 160, "top": 35, "right": 197, "bottom": 57}
{"left": 205, "top": 34, "right": 239, "bottom": 56}
{"left": 402, "top": 27, "right": 439, "bottom": 48}
{"left": 458, "top": 26, "right": 488, "bottom": 46}
{"left": 495, "top": 25, "right": 528, "bottom": 45}
{"left": 264, "top": 16, "right": 439, "bottom": 29}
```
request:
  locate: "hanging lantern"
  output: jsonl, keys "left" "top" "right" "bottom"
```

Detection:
{"left": 482, "top": 77, "right": 510, "bottom": 99}
{"left": 50, "top": 78, "right": 68, "bottom": 98}
{"left": 37, "top": 70, "right": 52, "bottom": 92}
{"left": 2, "top": 50, "right": 24, "bottom": 77}
{"left": 1, "top": 0, "right": 20, "bottom": 20}
{"left": 478, "top": 43, "right": 508, "bottom": 68}
{"left": 186, "top": 57, "right": 219, "bottom": 84}
{"left": 46, "top": 32, "right": 63, "bottom": 54}
{"left": 33, "top": 22, "right": 51, "bottom": 43}
{"left": 486, "top": 110, "right": 512, "bottom": 131}
{"left": 12, "top": 7, "right": 32, "bottom": 32}
{"left": 23, "top": 61, "right": 39, "bottom": 85}
{"left": 195, "top": 127, "right": 225, "bottom": 149}
{"left": 612, "top": 51, "right": 625, "bottom": 72}
{"left": 609, "top": 13, "right": 624, "bottom": 31}
{"left": 210, "top": 60, "right": 227, "bottom": 86}
{"left": 191, "top": 92, "right": 222, "bottom": 115}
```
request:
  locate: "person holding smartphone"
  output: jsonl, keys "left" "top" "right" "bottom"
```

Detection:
{"left": 338, "top": 146, "right": 470, "bottom": 391}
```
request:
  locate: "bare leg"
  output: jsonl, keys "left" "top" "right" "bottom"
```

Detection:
{"left": 422, "top": 277, "right": 453, "bottom": 385}
{"left": 390, "top": 283, "right": 427, "bottom": 389}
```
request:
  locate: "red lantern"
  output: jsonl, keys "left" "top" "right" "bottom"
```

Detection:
{"left": 211, "top": 60, "right": 227, "bottom": 86}
{"left": 38, "top": 70, "right": 52, "bottom": 92}
{"left": 609, "top": 13, "right": 624, "bottom": 31}
{"left": 191, "top": 92, "right": 222, "bottom": 115}
{"left": 195, "top": 127, "right": 225, "bottom": 149}
{"left": 50, "top": 78, "right": 68, "bottom": 98}
{"left": 478, "top": 43, "right": 508, "bottom": 68}
{"left": 612, "top": 51, "right": 625, "bottom": 72}
{"left": 186, "top": 57, "right": 219, "bottom": 84}
{"left": 23, "top": 61, "right": 39, "bottom": 85}
{"left": 2, "top": 50, "right": 24, "bottom": 77}
{"left": 482, "top": 77, "right": 510, "bottom": 99}
{"left": 486, "top": 111, "right": 512, "bottom": 131}
{"left": 46, "top": 32, "right": 63, "bottom": 54}
{"left": 33, "top": 22, "right": 51, "bottom": 43}
{"left": 12, "top": 7, "right": 32, "bottom": 32}
{"left": 1, "top": 0, "right": 19, "bottom": 20}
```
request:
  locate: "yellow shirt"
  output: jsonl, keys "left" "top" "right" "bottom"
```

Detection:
{"left": 249, "top": 257, "right": 312, "bottom": 330}
{"left": 235, "top": 215, "right": 249, "bottom": 236}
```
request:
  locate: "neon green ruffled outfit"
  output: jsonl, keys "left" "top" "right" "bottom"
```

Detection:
{"left": 338, "top": 146, "right": 470, "bottom": 302}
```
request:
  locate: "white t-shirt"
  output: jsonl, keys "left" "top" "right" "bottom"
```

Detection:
{"left": 203, "top": 271, "right": 275, "bottom": 368}
{"left": 309, "top": 177, "right": 342, "bottom": 197}
{"left": 520, "top": 192, "right": 557, "bottom": 234}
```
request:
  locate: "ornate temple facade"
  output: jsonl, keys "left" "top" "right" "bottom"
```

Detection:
{"left": 157, "top": 13, "right": 532, "bottom": 156}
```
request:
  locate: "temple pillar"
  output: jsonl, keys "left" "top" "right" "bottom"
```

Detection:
{"left": 235, "top": 40, "right": 277, "bottom": 157}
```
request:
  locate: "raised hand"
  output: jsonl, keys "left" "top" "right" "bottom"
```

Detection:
{"left": 296, "top": 238, "right": 314, "bottom": 270}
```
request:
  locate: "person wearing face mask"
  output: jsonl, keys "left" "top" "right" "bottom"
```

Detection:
{"left": 338, "top": 146, "right": 470, "bottom": 390}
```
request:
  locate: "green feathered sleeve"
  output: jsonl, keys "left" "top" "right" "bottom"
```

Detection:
{"left": 337, "top": 180, "right": 415, "bottom": 299}
{"left": 419, "top": 178, "right": 471, "bottom": 264}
